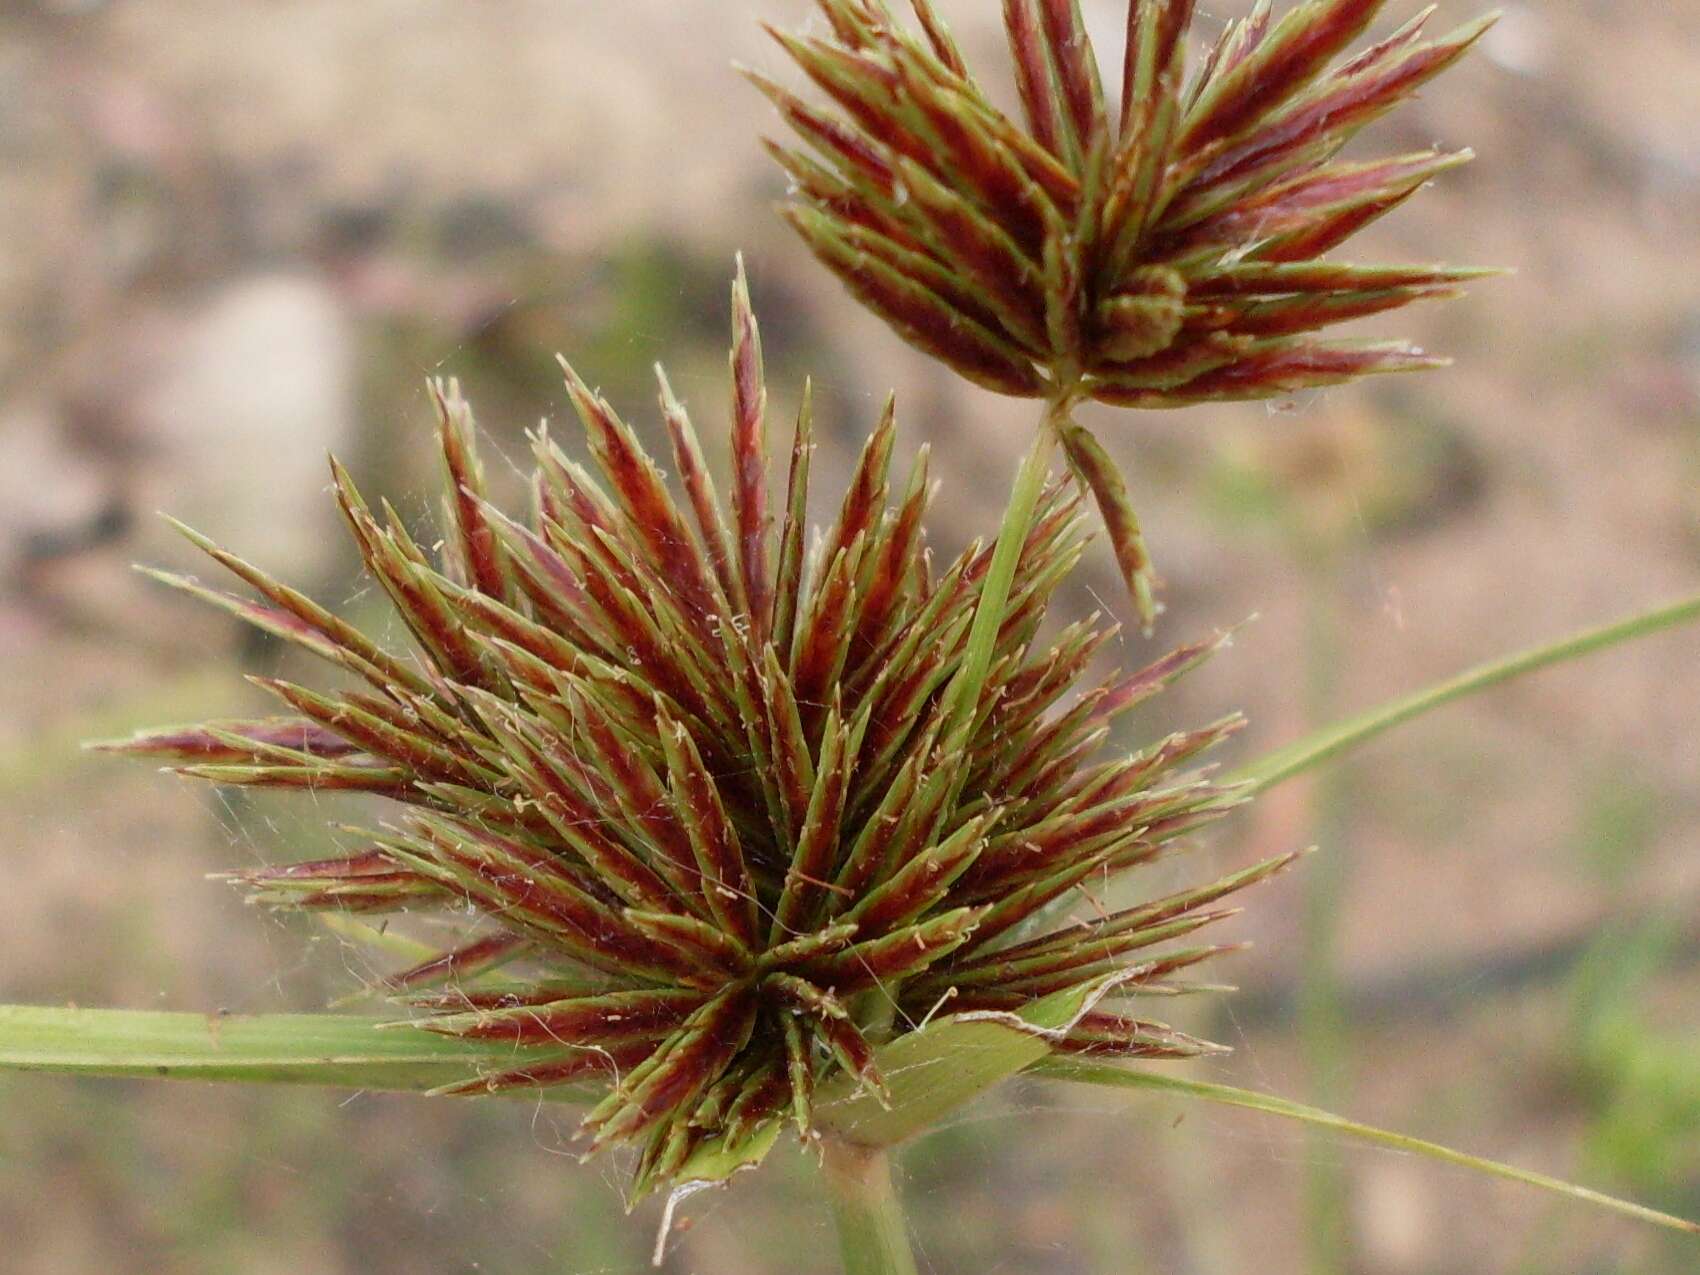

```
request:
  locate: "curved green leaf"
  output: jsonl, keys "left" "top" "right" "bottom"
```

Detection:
{"left": 1033, "top": 1056, "right": 1700, "bottom": 1236}
{"left": 1231, "top": 592, "right": 1700, "bottom": 794}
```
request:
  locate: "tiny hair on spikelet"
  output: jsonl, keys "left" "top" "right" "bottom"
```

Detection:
{"left": 99, "top": 260, "right": 1300, "bottom": 1200}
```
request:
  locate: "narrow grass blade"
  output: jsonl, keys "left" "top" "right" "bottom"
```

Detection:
{"left": 0, "top": 1004, "right": 595, "bottom": 1099}
{"left": 1232, "top": 592, "right": 1700, "bottom": 794}
{"left": 1033, "top": 1057, "right": 1700, "bottom": 1236}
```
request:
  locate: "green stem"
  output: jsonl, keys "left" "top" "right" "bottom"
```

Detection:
{"left": 1033, "top": 1057, "right": 1700, "bottom": 1236}
{"left": 936, "top": 392, "right": 1072, "bottom": 750}
{"left": 1230, "top": 591, "right": 1700, "bottom": 795}
{"left": 821, "top": 1139, "right": 921, "bottom": 1275}
{"left": 1296, "top": 555, "right": 1350, "bottom": 1275}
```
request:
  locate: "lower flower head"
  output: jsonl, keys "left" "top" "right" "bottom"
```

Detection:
{"left": 104, "top": 264, "right": 1296, "bottom": 1197}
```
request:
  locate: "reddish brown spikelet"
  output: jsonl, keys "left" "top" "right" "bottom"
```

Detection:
{"left": 790, "top": 542, "right": 863, "bottom": 741}
{"left": 658, "top": 709, "right": 760, "bottom": 949}
{"left": 778, "top": 205, "right": 1047, "bottom": 396}
{"left": 433, "top": 378, "right": 514, "bottom": 606}
{"left": 421, "top": 988, "right": 698, "bottom": 1046}
{"left": 435, "top": 1037, "right": 660, "bottom": 1098}
{"left": 771, "top": 381, "right": 815, "bottom": 660}
{"left": 910, "top": 0, "right": 968, "bottom": 75}
{"left": 1059, "top": 420, "right": 1156, "bottom": 633}
{"left": 93, "top": 718, "right": 361, "bottom": 763}
{"left": 381, "top": 933, "right": 531, "bottom": 994}
{"left": 562, "top": 361, "right": 720, "bottom": 634}
{"left": 1005, "top": 0, "right": 1067, "bottom": 157}
{"left": 1181, "top": 0, "right": 1385, "bottom": 152}
{"left": 1039, "top": 0, "right": 1106, "bottom": 149}
{"left": 730, "top": 257, "right": 773, "bottom": 644}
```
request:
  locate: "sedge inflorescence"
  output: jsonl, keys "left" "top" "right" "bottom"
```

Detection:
{"left": 757, "top": 0, "right": 1492, "bottom": 402}
{"left": 108, "top": 267, "right": 1296, "bottom": 1196}
{"left": 754, "top": 0, "right": 1493, "bottom": 621}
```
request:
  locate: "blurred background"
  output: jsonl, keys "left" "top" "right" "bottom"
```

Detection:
{"left": 1, "top": 1, "right": 1697, "bottom": 1271}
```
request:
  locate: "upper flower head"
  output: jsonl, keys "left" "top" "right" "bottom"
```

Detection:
{"left": 751, "top": 0, "right": 1496, "bottom": 406}
{"left": 104, "top": 264, "right": 1296, "bottom": 1199}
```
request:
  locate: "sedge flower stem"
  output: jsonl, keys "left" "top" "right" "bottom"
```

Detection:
{"left": 937, "top": 389, "right": 1075, "bottom": 751}
{"left": 822, "top": 1139, "right": 920, "bottom": 1275}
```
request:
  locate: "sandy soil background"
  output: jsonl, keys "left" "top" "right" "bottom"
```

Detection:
{"left": 1, "top": 2, "right": 1697, "bottom": 1272}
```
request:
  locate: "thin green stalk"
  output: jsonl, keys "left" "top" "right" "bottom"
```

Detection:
{"left": 936, "top": 392, "right": 1073, "bottom": 751}
{"left": 874, "top": 391, "right": 1070, "bottom": 1025}
{"left": 1033, "top": 1057, "right": 1700, "bottom": 1236}
{"left": 1230, "top": 592, "right": 1700, "bottom": 795}
{"left": 821, "top": 1139, "right": 921, "bottom": 1275}
{"left": 1296, "top": 558, "right": 1350, "bottom": 1275}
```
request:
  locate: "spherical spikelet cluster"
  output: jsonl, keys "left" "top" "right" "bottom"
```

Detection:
{"left": 107, "top": 268, "right": 1297, "bottom": 1198}
{"left": 752, "top": 0, "right": 1494, "bottom": 405}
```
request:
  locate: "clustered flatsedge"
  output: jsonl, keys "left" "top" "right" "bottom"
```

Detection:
{"left": 111, "top": 0, "right": 1488, "bottom": 1202}
{"left": 110, "top": 272, "right": 1281, "bottom": 1195}
{"left": 756, "top": 0, "right": 1492, "bottom": 621}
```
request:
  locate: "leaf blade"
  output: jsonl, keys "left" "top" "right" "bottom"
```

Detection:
{"left": 1232, "top": 592, "right": 1700, "bottom": 794}
{"left": 0, "top": 1005, "right": 593, "bottom": 1099}
{"left": 1033, "top": 1057, "right": 1700, "bottom": 1236}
